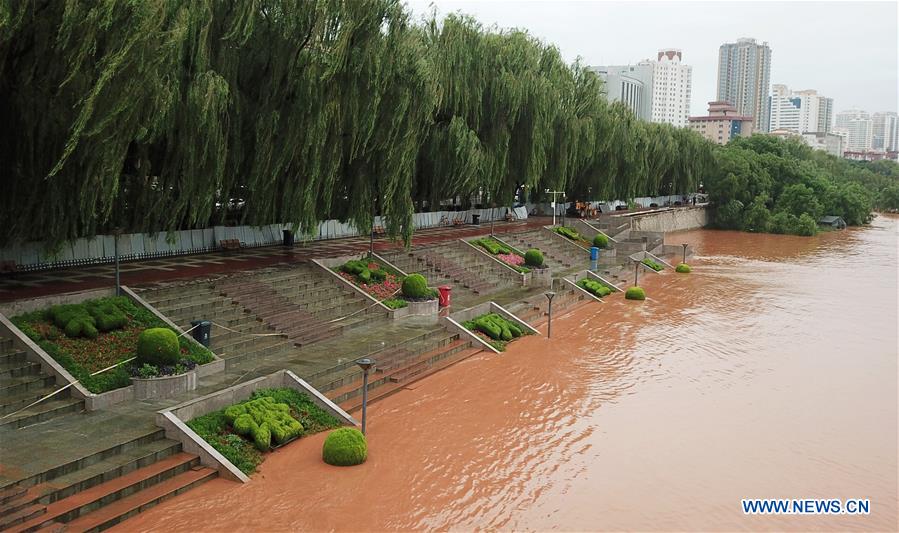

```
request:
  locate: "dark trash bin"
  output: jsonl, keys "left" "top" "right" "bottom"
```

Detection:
{"left": 190, "top": 320, "right": 212, "bottom": 348}
{"left": 471, "top": 214, "right": 480, "bottom": 225}
{"left": 282, "top": 229, "right": 294, "bottom": 247}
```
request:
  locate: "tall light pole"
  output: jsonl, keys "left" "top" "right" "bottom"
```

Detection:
{"left": 682, "top": 243, "right": 688, "bottom": 264}
{"left": 545, "top": 189, "right": 564, "bottom": 226}
{"left": 113, "top": 228, "right": 122, "bottom": 296}
{"left": 545, "top": 291, "right": 556, "bottom": 338}
{"left": 633, "top": 259, "right": 640, "bottom": 287}
{"left": 355, "top": 358, "right": 375, "bottom": 435}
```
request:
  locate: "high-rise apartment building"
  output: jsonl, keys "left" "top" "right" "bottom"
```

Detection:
{"left": 717, "top": 38, "right": 772, "bottom": 132}
{"left": 834, "top": 110, "right": 873, "bottom": 152}
{"left": 872, "top": 112, "right": 898, "bottom": 151}
{"left": 590, "top": 64, "right": 653, "bottom": 121}
{"left": 768, "top": 84, "right": 834, "bottom": 134}
{"left": 591, "top": 49, "right": 692, "bottom": 127}
{"left": 647, "top": 49, "right": 692, "bottom": 128}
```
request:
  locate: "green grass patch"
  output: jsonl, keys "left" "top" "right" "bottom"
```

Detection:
{"left": 187, "top": 387, "right": 343, "bottom": 475}
{"left": 11, "top": 296, "right": 214, "bottom": 394}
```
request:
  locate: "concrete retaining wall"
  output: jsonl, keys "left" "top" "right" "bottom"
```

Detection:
{"left": 157, "top": 369, "right": 357, "bottom": 483}
{"left": 628, "top": 206, "right": 708, "bottom": 233}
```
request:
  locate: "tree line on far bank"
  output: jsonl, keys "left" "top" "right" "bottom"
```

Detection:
{"left": 0, "top": 0, "right": 710, "bottom": 246}
{"left": 704, "top": 135, "right": 899, "bottom": 236}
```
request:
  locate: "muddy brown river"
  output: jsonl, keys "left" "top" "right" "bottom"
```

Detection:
{"left": 118, "top": 216, "right": 898, "bottom": 532}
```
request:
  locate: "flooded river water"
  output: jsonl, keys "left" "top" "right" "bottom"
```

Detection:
{"left": 118, "top": 216, "right": 898, "bottom": 532}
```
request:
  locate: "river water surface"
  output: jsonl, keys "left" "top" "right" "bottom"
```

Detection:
{"left": 118, "top": 216, "right": 898, "bottom": 532}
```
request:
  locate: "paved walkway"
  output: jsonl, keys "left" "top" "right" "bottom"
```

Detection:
{"left": 0, "top": 219, "right": 551, "bottom": 302}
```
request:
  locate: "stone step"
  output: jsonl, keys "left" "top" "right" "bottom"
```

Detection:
{"left": 0, "top": 385, "right": 59, "bottom": 416}
{"left": 0, "top": 338, "right": 14, "bottom": 352}
{"left": 55, "top": 466, "right": 216, "bottom": 533}
{"left": 9, "top": 453, "right": 208, "bottom": 532}
{"left": 0, "top": 396, "right": 83, "bottom": 430}
{"left": 339, "top": 346, "right": 483, "bottom": 412}
{"left": 0, "top": 504, "right": 45, "bottom": 530}
{"left": 0, "top": 361, "right": 41, "bottom": 380}
{"left": 0, "top": 349, "right": 27, "bottom": 366}
{"left": 0, "top": 374, "right": 55, "bottom": 397}
{"left": 0, "top": 439, "right": 181, "bottom": 518}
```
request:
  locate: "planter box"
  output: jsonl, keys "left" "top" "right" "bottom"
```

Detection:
{"left": 405, "top": 298, "right": 438, "bottom": 317}
{"left": 526, "top": 267, "right": 552, "bottom": 288}
{"left": 133, "top": 370, "right": 199, "bottom": 401}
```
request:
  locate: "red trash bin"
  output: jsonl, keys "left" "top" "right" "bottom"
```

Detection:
{"left": 437, "top": 285, "right": 452, "bottom": 307}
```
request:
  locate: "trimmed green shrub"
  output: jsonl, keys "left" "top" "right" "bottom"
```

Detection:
{"left": 322, "top": 427, "right": 368, "bottom": 466}
{"left": 401, "top": 273, "right": 430, "bottom": 299}
{"left": 625, "top": 286, "right": 646, "bottom": 300}
{"left": 555, "top": 226, "right": 581, "bottom": 241}
{"left": 358, "top": 269, "right": 372, "bottom": 284}
{"left": 463, "top": 313, "right": 527, "bottom": 349}
{"left": 577, "top": 278, "right": 612, "bottom": 298}
{"left": 370, "top": 269, "right": 387, "bottom": 282}
{"left": 592, "top": 233, "right": 609, "bottom": 248}
{"left": 86, "top": 301, "right": 127, "bottom": 332}
{"left": 136, "top": 327, "right": 180, "bottom": 366}
{"left": 254, "top": 425, "right": 272, "bottom": 451}
{"left": 384, "top": 298, "right": 408, "bottom": 309}
{"left": 524, "top": 249, "right": 544, "bottom": 267}
{"left": 675, "top": 263, "right": 692, "bottom": 273}
{"left": 472, "top": 238, "right": 511, "bottom": 255}
{"left": 233, "top": 414, "right": 258, "bottom": 436}
{"left": 641, "top": 258, "right": 664, "bottom": 271}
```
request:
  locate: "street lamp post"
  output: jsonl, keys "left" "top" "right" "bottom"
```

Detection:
{"left": 545, "top": 189, "right": 564, "bottom": 226}
{"left": 545, "top": 291, "right": 556, "bottom": 338}
{"left": 633, "top": 259, "right": 640, "bottom": 287}
{"left": 682, "top": 243, "right": 688, "bottom": 264}
{"left": 355, "top": 358, "right": 375, "bottom": 435}
{"left": 113, "top": 228, "right": 122, "bottom": 296}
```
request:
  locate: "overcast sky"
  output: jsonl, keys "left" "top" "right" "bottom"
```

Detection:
{"left": 403, "top": 0, "right": 898, "bottom": 117}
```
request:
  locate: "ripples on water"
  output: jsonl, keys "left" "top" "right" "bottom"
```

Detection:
{"left": 115, "top": 217, "right": 898, "bottom": 533}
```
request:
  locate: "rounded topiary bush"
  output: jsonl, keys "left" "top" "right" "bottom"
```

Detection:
{"left": 675, "top": 263, "right": 692, "bottom": 273}
{"left": 524, "top": 249, "right": 544, "bottom": 267}
{"left": 592, "top": 233, "right": 609, "bottom": 248}
{"left": 322, "top": 427, "right": 367, "bottom": 466}
{"left": 401, "top": 273, "right": 430, "bottom": 299}
{"left": 625, "top": 286, "right": 646, "bottom": 301}
{"left": 136, "top": 328, "right": 180, "bottom": 366}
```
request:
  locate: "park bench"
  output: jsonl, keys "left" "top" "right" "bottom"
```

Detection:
{"left": 452, "top": 215, "right": 465, "bottom": 226}
{"left": 219, "top": 239, "right": 243, "bottom": 251}
{"left": 372, "top": 225, "right": 386, "bottom": 236}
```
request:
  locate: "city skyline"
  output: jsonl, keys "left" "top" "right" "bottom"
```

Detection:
{"left": 404, "top": 1, "right": 898, "bottom": 117}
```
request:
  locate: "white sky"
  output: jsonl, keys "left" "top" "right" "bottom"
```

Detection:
{"left": 403, "top": 0, "right": 899, "bottom": 117}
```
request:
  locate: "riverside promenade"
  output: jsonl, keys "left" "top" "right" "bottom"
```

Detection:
{"left": 0, "top": 218, "right": 550, "bottom": 303}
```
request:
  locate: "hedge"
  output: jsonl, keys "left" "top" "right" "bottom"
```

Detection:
{"left": 676, "top": 263, "right": 692, "bottom": 273}
{"left": 136, "top": 328, "right": 180, "bottom": 366}
{"left": 524, "top": 249, "right": 544, "bottom": 267}
{"left": 625, "top": 286, "right": 646, "bottom": 300}
{"left": 401, "top": 273, "right": 431, "bottom": 299}
{"left": 322, "top": 427, "right": 368, "bottom": 466}
{"left": 577, "top": 278, "right": 612, "bottom": 298}
{"left": 592, "top": 233, "right": 609, "bottom": 248}
{"left": 641, "top": 257, "right": 664, "bottom": 271}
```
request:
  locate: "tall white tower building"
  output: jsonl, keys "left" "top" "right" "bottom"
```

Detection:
{"left": 717, "top": 38, "right": 772, "bottom": 132}
{"left": 834, "top": 110, "right": 873, "bottom": 152}
{"left": 647, "top": 49, "right": 692, "bottom": 128}
{"left": 872, "top": 112, "right": 898, "bottom": 151}
{"left": 768, "top": 84, "right": 834, "bottom": 133}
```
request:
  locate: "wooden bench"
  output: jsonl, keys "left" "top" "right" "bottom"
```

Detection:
{"left": 219, "top": 239, "right": 243, "bottom": 251}
{"left": 0, "top": 260, "right": 17, "bottom": 275}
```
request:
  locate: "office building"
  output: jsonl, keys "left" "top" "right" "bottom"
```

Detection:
{"left": 717, "top": 38, "right": 772, "bottom": 132}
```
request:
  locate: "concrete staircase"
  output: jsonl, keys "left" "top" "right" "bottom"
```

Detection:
{"left": 310, "top": 327, "right": 481, "bottom": 411}
{"left": 381, "top": 242, "right": 516, "bottom": 308}
{"left": 0, "top": 338, "right": 83, "bottom": 430}
{"left": 500, "top": 230, "right": 588, "bottom": 273}
{"left": 504, "top": 280, "right": 589, "bottom": 326}
{"left": 0, "top": 427, "right": 215, "bottom": 532}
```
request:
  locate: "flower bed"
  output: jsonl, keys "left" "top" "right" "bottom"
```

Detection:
{"left": 462, "top": 312, "right": 531, "bottom": 351}
{"left": 554, "top": 226, "right": 591, "bottom": 247}
{"left": 470, "top": 238, "right": 531, "bottom": 273}
{"left": 186, "top": 388, "right": 342, "bottom": 475}
{"left": 336, "top": 258, "right": 407, "bottom": 309}
{"left": 11, "top": 297, "right": 214, "bottom": 394}
{"left": 641, "top": 257, "right": 664, "bottom": 271}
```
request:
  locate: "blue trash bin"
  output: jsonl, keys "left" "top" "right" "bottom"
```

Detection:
{"left": 590, "top": 246, "right": 600, "bottom": 261}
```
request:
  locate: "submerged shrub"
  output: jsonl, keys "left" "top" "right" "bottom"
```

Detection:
{"left": 625, "top": 286, "right": 646, "bottom": 300}
{"left": 641, "top": 258, "right": 664, "bottom": 271}
{"left": 577, "top": 278, "right": 612, "bottom": 298}
{"left": 322, "top": 427, "right": 368, "bottom": 466}
{"left": 524, "top": 249, "right": 544, "bottom": 267}
{"left": 676, "top": 263, "right": 692, "bottom": 273}
{"left": 136, "top": 328, "right": 180, "bottom": 366}
{"left": 401, "top": 273, "right": 430, "bottom": 299}
{"left": 592, "top": 233, "right": 609, "bottom": 248}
